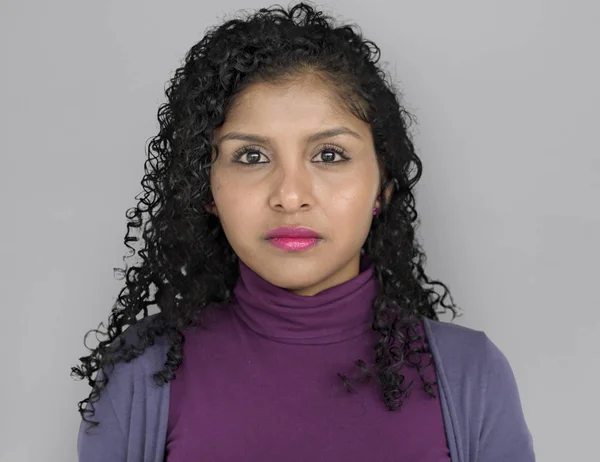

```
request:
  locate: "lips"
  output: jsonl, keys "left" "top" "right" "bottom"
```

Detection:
{"left": 265, "top": 227, "right": 322, "bottom": 252}
{"left": 265, "top": 226, "right": 321, "bottom": 239}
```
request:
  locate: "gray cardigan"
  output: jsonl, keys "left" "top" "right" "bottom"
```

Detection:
{"left": 77, "top": 316, "right": 536, "bottom": 461}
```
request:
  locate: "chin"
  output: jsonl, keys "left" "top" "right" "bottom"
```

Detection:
{"left": 267, "top": 267, "right": 321, "bottom": 289}
{"left": 259, "top": 260, "right": 328, "bottom": 292}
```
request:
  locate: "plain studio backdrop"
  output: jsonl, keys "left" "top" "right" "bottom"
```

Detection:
{"left": 1, "top": 0, "right": 598, "bottom": 460}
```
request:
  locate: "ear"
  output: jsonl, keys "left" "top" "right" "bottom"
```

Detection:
{"left": 375, "top": 160, "right": 396, "bottom": 207}
{"left": 205, "top": 200, "right": 218, "bottom": 216}
{"left": 382, "top": 178, "right": 395, "bottom": 205}
{"left": 374, "top": 182, "right": 394, "bottom": 208}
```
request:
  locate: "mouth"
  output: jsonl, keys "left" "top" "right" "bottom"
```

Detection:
{"left": 265, "top": 226, "right": 322, "bottom": 252}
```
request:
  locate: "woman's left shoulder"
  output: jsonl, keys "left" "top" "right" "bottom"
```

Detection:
{"left": 422, "top": 317, "right": 536, "bottom": 460}
{"left": 421, "top": 316, "right": 513, "bottom": 380}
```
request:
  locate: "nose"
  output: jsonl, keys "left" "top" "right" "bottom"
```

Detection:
{"left": 269, "top": 163, "right": 314, "bottom": 214}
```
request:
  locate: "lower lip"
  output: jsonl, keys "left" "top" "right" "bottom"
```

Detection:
{"left": 268, "top": 237, "right": 320, "bottom": 252}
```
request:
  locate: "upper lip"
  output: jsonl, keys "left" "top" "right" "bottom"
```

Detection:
{"left": 265, "top": 226, "right": 322, "bottom": 239}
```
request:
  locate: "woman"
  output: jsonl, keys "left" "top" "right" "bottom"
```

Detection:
{"left": 72, "top": 3, "right": 535, "bottom": 461}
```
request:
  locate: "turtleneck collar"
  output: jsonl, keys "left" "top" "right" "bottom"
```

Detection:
{"left": 231, "top": 254, "right": 380, "bottom": 345}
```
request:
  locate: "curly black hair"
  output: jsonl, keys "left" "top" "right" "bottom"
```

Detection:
{"left": 71, "top": 1, "right": 461, "bottom": 430}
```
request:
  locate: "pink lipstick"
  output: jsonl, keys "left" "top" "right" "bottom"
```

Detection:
{"left": 265, "top": 227, "right": 322, "bottom": 252}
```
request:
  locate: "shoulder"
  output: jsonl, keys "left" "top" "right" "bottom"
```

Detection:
{"left": 422, "top": 316, "right": 520, "bottom": 406}
{"left": 84, "top": 314, "right": 172, "bottom": 423}
{"left": 422, "top": 316, "right": 509, "bottom": 379}
{"left": 423, "top": 316, "right": 488, "bottom": 350}
{"left": 115, "top": 313, "right": 171, "bottom": 355}
{"left": 104, "top": 313, "right": 171, "bottom": 385}
{"left": 422, "top": 317, "right": 535, "bottom": 459}
{"left": 78, "top": 314, "right": 172, "bottom": 460}
{"left": 80, "top": 314, "right": 171, "bottom": 432}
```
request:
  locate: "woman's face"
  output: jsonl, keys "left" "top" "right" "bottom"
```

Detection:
{"left": 210, "top": 75, "right": 381, "bottom": 296}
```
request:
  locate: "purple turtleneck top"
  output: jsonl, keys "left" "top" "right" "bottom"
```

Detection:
{"left": 166, "top": 256, "right": 451, "bottom": 461}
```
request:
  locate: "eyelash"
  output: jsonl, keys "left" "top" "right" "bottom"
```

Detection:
{"left": 231, "top": 143, "right": 350, "bottom": 167}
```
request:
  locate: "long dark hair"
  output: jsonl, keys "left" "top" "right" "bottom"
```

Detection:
{"left": 72, "top": 1, "right": 460, "bottom": 429}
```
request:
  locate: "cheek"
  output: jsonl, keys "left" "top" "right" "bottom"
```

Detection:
{"left": 326, "top": 192, "right": 373, "bottom": 236}
{"left": 216, "top": 201, "right": 255, "bottom": 256}
{"left": 213, "top": 179, "right": 263, "bottom": 242}
{"left": 328, "top": 169, "right": 378, "bottom": 214}
{"left": 219, "top": 190, "right": 256, "bottom": 219}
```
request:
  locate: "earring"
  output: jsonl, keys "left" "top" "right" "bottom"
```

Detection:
{"left": 209, "top": 200, "right": 218, "bottom": 217}
{"left": 373, "top": 194, "right": 381, "bottom": 216}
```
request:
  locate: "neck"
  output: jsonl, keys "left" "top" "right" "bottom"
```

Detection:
{"left": 230, "top": 254, "right": 380, "bottom": 345}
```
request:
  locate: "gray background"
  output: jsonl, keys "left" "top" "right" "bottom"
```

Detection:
{"left": 1, "top": 0, "right": 598, "bottom": 460}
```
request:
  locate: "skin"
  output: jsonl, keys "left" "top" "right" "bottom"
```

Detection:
{"left": 208, "top": 74, "right": 386, "bottom": 296}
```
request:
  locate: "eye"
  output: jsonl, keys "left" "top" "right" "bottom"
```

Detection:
{"left": 231, "top": 143, "right": 350, "bottom": 166}
{"left": 232, "top": 145, "right": 269, "bottom": 165}
{"left": 312, "top": 144, "right": 350, "bottom": 164}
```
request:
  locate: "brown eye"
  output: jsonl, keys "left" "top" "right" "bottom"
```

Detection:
{"left": 241, "top": 151, "right": 263, "bottom": 163}
{"left": 320, "top": 151, "right": 336, "bottom": 162}
{"left": 232, "top": 146, "right": 269, "bottom": 165}
{"left": 312, "top": 145, "right": 349, "bottom": 163}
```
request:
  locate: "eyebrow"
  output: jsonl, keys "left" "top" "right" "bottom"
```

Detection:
{"left": 216, "top": 127, "right": 362, "bottom": 145}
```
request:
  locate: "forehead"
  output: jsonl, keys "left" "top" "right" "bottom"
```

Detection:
{"left": 222, "top": 76, "right": 356, "bottom": 127}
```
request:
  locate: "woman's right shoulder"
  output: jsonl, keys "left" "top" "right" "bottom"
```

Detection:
{"left": 78, "top": 313, "right": 171, "bottom": 461}
{"left": 105, "top": 313, "right": 171, "bottom": 374}
{"left": 82, "top": 313, "right": 171, "bottom": 427}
